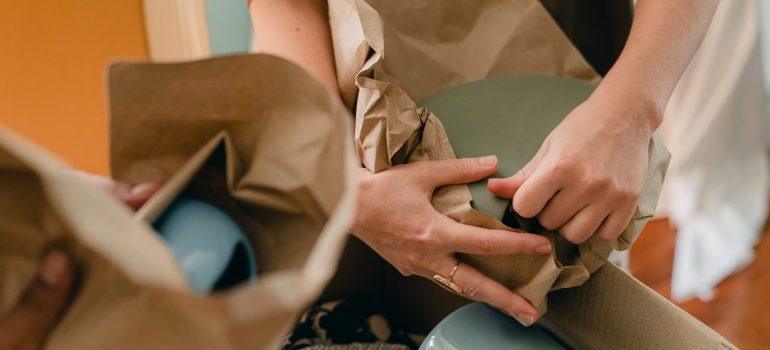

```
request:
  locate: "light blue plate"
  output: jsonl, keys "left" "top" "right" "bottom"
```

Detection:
{"left": 154, "top": 195, "right": 257, "bottom": 294}
{"left": 421, "top": 303, "right": 566, "bottom": 350}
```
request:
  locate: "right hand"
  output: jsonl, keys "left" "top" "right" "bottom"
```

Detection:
{"left": 352, "top": 155, "right": 552, "bottom": 325}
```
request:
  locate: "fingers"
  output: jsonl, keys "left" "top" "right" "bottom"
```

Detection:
{"left": 413, "top": 156, "right": 498, "bottom": 188}
{"left": 559, "top": 204, "right": 611, "bottom": 244}
{"left": 439, "top": 217, "right": 551, "bottom": 256}
{"left": 486, "top": 169, "right": 524, "bottom": 199}
{"left": 486, "top": 142, "right": 548, "bottom": 199}
{"left": 73, "top": 171, "right": 159, "bottom": 210}
{"left": 0, "top": 251, "right": 74, "bottom": 349}
{"left": 511, "top": 165, "right": 561, "bottom": 218}
{"left": 594, "top": 204, "right": 636, "bottom": 241}
{"left": 120, "top": 182, "right": 161, "bottom": 210}
{"left": 536, "top": 188, "right": 586, "bottom": 230}
{"left": 439, "top": 259, "right": 538, "bottom": 326}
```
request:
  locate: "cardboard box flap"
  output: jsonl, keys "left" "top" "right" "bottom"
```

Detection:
{"left": 542, "top": 263, "right": 737, "bottom": 350}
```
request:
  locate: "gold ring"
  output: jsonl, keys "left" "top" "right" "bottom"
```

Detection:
{"left": 433, "top": 261, "right": 463, "bottom": 294}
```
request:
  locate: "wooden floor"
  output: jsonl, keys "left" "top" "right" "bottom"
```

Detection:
{"left": 630, "top": 219, "right": 770, "bottom": 350}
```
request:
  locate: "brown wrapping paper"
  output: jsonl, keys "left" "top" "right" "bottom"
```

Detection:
{"left": 0, "top": 54, "right": 357, "bottom": 349}
{"left": 329, "top": 0, "right": 670, "bottom": 313}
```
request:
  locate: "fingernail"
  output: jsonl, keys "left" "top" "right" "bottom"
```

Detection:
{"left": 536, "top": 244, "right": 551, "bottom": 254}
{"left": 130, "top": 182, "right": 158, "bottom": 196}
{"left": 487, "top": 178, "right": 500, "bottom": 185}
{"left": 513, "top": 313, "right": 535, "bottom": 327}
{"left": 477, "top": 155, "right": 497, "bottom": 166}
{"left": 40, "top": 251, "right": 69, "bottom": 286}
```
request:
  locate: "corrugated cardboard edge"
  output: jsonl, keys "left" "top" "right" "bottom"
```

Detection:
{"left": 542, "top": 263, "right": 738, "bottom": 350}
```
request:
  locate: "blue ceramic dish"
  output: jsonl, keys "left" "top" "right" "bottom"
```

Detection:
{"left": 421, "top": 303, "right": 565, "bottom": 350}
{"left": 154, "top": 195, "right": 257, "bottom": 294}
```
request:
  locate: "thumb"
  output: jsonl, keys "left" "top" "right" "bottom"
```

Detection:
{"left": 0, "top": 251, "right": 74, "bottom": 349}
{"left": 414, "top": 155, "right": 498, "bottom": 187}
{"left": 487, "top": 140, "right": 549, "bottom": 199}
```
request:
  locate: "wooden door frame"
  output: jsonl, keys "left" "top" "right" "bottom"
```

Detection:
{"left": 142, "top": 0, "right": 211, "bottom": 61}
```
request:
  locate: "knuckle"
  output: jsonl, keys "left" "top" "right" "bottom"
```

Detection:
{"left": 548, "top": 160, "right": 572, "bottom": 176}
{"left": 606, "top": 181, "right": 625, "bottom": 197}
{"left": 588, "top": 177, "right": 611, "bottom": 191}
{"left": 608, "top": 183, "right": 639, "bottom": 203}
{"left": 538, "top": 214, "right": 559, "bottom": 230}
{"left": 515, "top": 167, "right": 528, "bottom": 180}
{"left": 561, "top": 228, "right": 588, "bottom": 244}
{"left": 514, "top": 204, "right": 535, "bottom": 219}
{"left": 499, "top": 301, "right": 519, "bottom": 316}
{"left": 623, "top": 187, "right": 641, "bottom": 202}
{"left": 451, "top": 159, "right": 472, "bottom": 176}
{"left": 463, "top": 282, "right": 482, "bottom": 299}
{"left": 414, "top": 217, "right": 440, "bottom": 245}
{"left": 397, "top": 266, "right": 413, "bottom": 276}
{"left": 598, "top": 229, "right": 619, "bottom": 241}
{"left": 478, "top": 236, "right": 497, "bottom": 255}
{"left": 405, "top": 252, "right": 427, "bottom": 269}
{"left": 357, "top": 172, "right": 375, "bottom": 193}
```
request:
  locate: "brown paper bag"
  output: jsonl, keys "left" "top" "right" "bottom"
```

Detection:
{"left": 0, "top": 54, "right": 357, "bottom": 349}
{"left": 327, "top": 0, "right": 669, "bottom": 313}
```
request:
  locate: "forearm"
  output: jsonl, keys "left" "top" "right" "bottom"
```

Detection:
{"left": 593, "top": 0, "right": 719, "bottom": 130}
{"left": 248, "top": 0, "right": 340, "bottom": 94}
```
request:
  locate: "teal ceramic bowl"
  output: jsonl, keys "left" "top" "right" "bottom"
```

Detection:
{"left": 421, "top": 303, "right": 566, "bottom": 350}
{"left": 154, "top": 195, "right": 257, "bottom": 294}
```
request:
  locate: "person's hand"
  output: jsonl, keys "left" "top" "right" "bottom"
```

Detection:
{"left": 487, "top": 92, "right": 657, "bottom": 244}
{"left": 73, "top": 171, "right": 159, "bottom": 210}
{"left": 352, "top": 156, "right": 552, "bottom": 325}
{"left": 0, "top": 251, "right": 74, "bottom": 350}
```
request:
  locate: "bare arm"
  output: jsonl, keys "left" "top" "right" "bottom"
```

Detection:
{"left": 597, "top": 0, "right": 720, "bottom": 129}
{"left": 248, "top": 0, "right": 340, "bottom": 94}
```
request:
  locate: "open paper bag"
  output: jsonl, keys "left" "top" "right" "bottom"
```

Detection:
{"left": 0, "top": 54, "right": 357, "bottom": 349}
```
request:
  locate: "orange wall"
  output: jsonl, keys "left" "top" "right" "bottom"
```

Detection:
{"left": 0, "top": 1, "right": 148, "bottom": 175}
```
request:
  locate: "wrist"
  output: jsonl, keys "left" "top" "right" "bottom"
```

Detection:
{"left": 590, "top": 80, "right": 664, "bottom": 134}
{"left": 350, "top": 167, "right": 374, "bottom": 237}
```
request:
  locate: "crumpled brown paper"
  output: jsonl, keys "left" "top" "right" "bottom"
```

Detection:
{"left": 0, "top": 54, "right": 357, "bottom": 349}
{"left": 329, "top": 0, "right": 669, "bottom": 313}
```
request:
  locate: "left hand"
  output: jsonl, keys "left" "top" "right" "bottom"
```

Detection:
{"left": 487, "top": 92, "right": 659, "bottom": 244}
